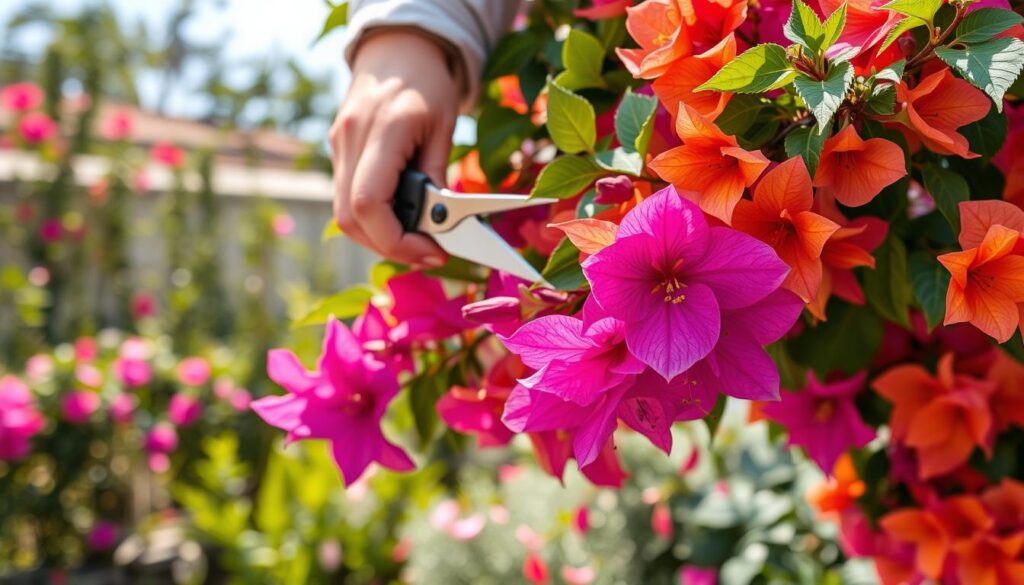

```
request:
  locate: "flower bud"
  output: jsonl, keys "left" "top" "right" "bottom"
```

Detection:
{"left": 594, "top": 175, "right": 634, "bottom": 205}
{"left": 462, "top": 296, "right": 521, "bottom": 325}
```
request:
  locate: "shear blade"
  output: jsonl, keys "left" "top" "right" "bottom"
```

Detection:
{"left": 432, "top": 216, "right": 546, "bottom": 284}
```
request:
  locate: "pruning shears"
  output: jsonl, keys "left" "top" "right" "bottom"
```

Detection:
{"left": 392, "top": 170, "right": 556, "bottom": 283}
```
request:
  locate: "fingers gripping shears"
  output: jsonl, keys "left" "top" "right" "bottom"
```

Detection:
{"left": 392, "top": 170, "right": 556, "bottom": 283}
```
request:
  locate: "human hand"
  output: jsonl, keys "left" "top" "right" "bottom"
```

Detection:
{"left": 330, "top": 30, "right": 463, "bottom": 268}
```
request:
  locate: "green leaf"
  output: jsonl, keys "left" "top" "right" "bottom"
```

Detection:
{"left": 614, "top": 90, "right": 658, "bottom": 156}
{"left": 790, "top": 301, "right": 883, "bottom": 376}
{"left": 863, "top": 235, "right": 912, "bottom": 327}
{"left": 784, "top": 125, "right": 828, "bottom": 176}
{"left": 922, "top": 164, "right": 969, "bottom": 234}
{"left": 715, "top": 94, "right": 766, "bottom": 136}
{"left": 541, "top": 237, "right": 588, "bottom": 291}
{"left": 321, "top": 218, "right": 343, "bottom": 242}
{"left": 793, "top": 61, "right": 853, "bottom": 131}
{"left": 315, "top": 2, "right": 348, "bottom": 43}
{"left": 785, "top": 0, "right": 846, "bottom": 55}
{"left": 595, "top": 148, "right": 644, "bottom": 175}
{"left": 484, "top": 29, "right": 544, "bottom": 79}
{"left": 292, "top": 285, "right": 373, "bottom": 327}
{"left": 703, "top": 393, "right": 728, "bottom": 439}
{"left": 875, "top": 59, "right": 906, "bottom": 84}
{"left": 908, "top": 251, "right": 950, "bottom": 332}
{"left": 881, "top": 0, "right": 941, "bottom": 25}
{"left": 554, "top": 29, "right": 607, "bottom": 90}
{"left": 955, "top": 8, "right": 1024, "bottom": 45}
{"left": 477, "top": 103, "right": 534, "bottom": 186}
{"left": 880, "top": 16, "right": 927, "bottom": 52}
{"left": 696, "top": 44, "right": 798, "bottom": 93}
{"left": 546, "top": 81, "right": 597, "bottom": 153}
{"left": 960, "top": 103, "right": 1004, "bottom": 158}
{"left": 935, "top": 37, "right": 1024, "bottom": 110}
{"left": 409, "top": 369, "right": 448, "bottom": 449}
{"left": 1000, "top": 331, "right": 1024, "bottom": 364}
{"left": 530, "top": 155, "right": 605, "bottom": 199}
{"left": 866, "top": 86, "right": 896, "bottom": 115}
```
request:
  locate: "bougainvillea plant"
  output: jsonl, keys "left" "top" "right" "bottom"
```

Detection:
{"left": 256, "top": 0, "right": 1024, "bottom": 583}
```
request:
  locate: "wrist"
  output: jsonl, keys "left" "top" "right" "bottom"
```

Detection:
{"left": 351, "top": 28, "right": 466, "bottom": 95}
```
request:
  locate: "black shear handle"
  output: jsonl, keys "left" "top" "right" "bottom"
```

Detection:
{"left": 392, "top": 169, "right": 432, "bottom": 233}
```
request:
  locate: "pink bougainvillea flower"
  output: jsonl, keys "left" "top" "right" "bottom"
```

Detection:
{"left": 61, "top": 390, "right": 101, "bottom": 425}
{"left": 652, "top": 34, "right": 736, "bottom": 120}
{"left": 873, "top": 354, "right": 994, "bottom": 480}
{"left": 437, "top": 384, "right": 515, "bottom": 448}
{"left": 0, "top": 376, "right": 45, "bottom": 461}
{"left": 650, "top": 105, "right": 770, "bottom": 222}
{"left": 18, "top": 112, "right": 57, "bottom": 144}
{"left": 529, "top": 431, "right": 627, "bottom": 487}
{"left": 819, "top": 0, "right": 900, "bottom": 58}
{"left": 680, "top": 565, "right": 718, "bottom": 585}
{"left": 813, "top": 125, "right": 906, "bottom": 207}
{"left": 895, "top": 68, "right": 991, "bottom": 160}
{"left": 144, "top": 422, "right": 178, "bottom": 473}
{"left": 763, "top": 371, "right": 875, "bottom": 473}
{"left": 0, "top": 82, "right": 44, "bottom": 112}
{"left": 387, "top": 271, "right": 470, "bottom": 341}
{"left": 108, "top": 393, "right": 137, "bottom": 424}
{"left": 251, "top": 316, "right": 414, "bottom": 485}
{"left": 131, "top": 292, "right": 157, "bottom": 319}
{"left": 689, "top": 289, "right": 804, "bottom": 401}
{"left": 737, "top": 0, "right": 790, "bottom": 46}
{"left": 75, "top": 337, "right": 98, "bottom": 362}
{"left": 616, "top": 0, "right": 693, "bottom": 79}
{"left": 574, "top": 0, "right": 632, "bottom": 20}
{"left": 168, "top": 393, "right": 203, "bottom": 427}
{"left": 352, "top": 304, "right": 415, "bottom": 373}
{"left": 112, "top": 337, "right": 152, "bottom": 388}
{"left": 151, "top": 142, "right": 185, "bottom": 168}
{"left": 733, "top": 157, "right": 841, "bottom": 302}
{"left": 102, "top": 109, "right": 134, "bottom": 141}
{"left": 582, "top": 187, "right": 788, "bottom": 380}
{"left": 523, "top": 552, "right": 551, "bottom": 585}
{"left": 176, "top": 356, "right": 211, "bottom": 386}
{"left": 86, "top": 520, "right": 119, "bottom": 551}
{"left": 652, "top": 503, "right": 674, "bottom": 538}
{"left": 25, "top": 354, "right": 53, "bottom": 384}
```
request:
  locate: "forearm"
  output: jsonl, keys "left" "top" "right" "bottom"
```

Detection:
{"left": 345, "top": 0, "right": 523, "bottom": 111}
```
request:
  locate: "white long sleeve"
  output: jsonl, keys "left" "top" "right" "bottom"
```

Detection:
{"left": 344, "top": 0, "right": 524, "bottom": 111}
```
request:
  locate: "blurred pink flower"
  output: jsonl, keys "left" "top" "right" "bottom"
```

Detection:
{"left": 317, "top": 539, "right": 343, "bottom": 572}
{"left": 76, "top": 364, "right": 103, "bottom": 388}
{"left": 229, "top": 389, "right": 252, "bottom": 412}
{"left": 144, "top": 423, "right": 178, "bottom": 472}
{"left": 131, "top": 292, "right": 157, "bottom": 319}
{"left": 272, "top": 213, "right": 295, "bottom": 237}
{"left": 151, "top": 142, "right": 185, "bottom": 168}
{"left": 562, "top": 565, "right": 596, "bottom": 585}
{"left": 25, "top": 354, "right": 54, "bottom": 383}
{"left": 113, "top": 338, "right": 153, "bottom": 388}
{"left": 108, "top": 393, "right": 137, "bottom": 424}
{"left": 102, "top": 109, "right": 134, "bottom": 141}
{"left": 680, "top": 566, "right": 718, "bottom": 585}
{"left": 86, "top": 521, "right": 119, "bottom": 551}
{"left": 573, "top": 506, "right": 589, "bottom": 535}
{"left": 1, "top": 82, "right": 44, "bottom": 112}
{"left": 75, "top": 336, "right": 98, "bottom": 362}
{"left": 61, "top": 391, "right": 100, "bottom": 424}
{"left": 18, "top": 112, "right": 57, "bottom": 144}
{"left": 515, "top": 524, "right": 545, "bottom": 550}
{"left": 251, "top": 317, "right": 414, "bottom": 485}
{"left": 682, "top": 446, "right": 701, "bottom": 474}
{"left": 38, "top": 218, "right": 63, "bottom": 243}
{"left": 652, "top": 503, "right": 674, "bottom": 539}
{"left": 523, "top": 552, "right": 550, "bottom": 585}
{"left": 437, "top": 385, "right": 514, "bottom": 448}
{"left": 0, "top": 376, "right": 45, "bottom": 460}
{"left": 176, "top": 356, "right": 211, "bottom": 386}
{"left": 168, "top": 393, "right": 203, "bottom": 427}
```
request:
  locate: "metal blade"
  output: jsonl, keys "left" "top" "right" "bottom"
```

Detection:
{"left": 419, "top": 185, "right": 557, "bottom": 234}
{"left": 432, "top": 216, "right": 546, "bottom": 284}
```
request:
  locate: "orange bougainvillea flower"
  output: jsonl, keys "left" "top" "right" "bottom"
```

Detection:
{"left": 806, "top": 193, "right": 888, "bottom": 320}
{"left": 652, "top": 34, "right": 736, "bottom": 120}
{"left": 649, "top": 103, "right": 769, "bottom": 222}
{"left": 953, "top": 531, "right": 1024, "bottom": 585}
{"left": 873, "top": 354, "right": 994, "bottom": 480}
{"left": 938, "top": 223, "right": 1024, "bottom": 343}
{"left": 813, "top": 125, "right": 906, "bottom": 207}
{"left": 676, "top": 0, "right": 747, "bottom": 53}
{"left": 982, "top": 479, "right": 1024, "bottom": 531}
{"left": 616, "top": 0, "right": 692, "bottom": 79}
{"left": 896, "top": 68, "right": 991, "bottom": 160}
{"left": 733, "top": 157, "right": 840, "bottom": 302}
{"left": 988, "top": 352, "right": 1024, "bottom": 431}
{"left": 497, "top": 75, "right": 546, "bottom": 126}
{"left": 958, "top": 199, "right": 1024, "bottom": 250}
{"left": 807, "top": 453, "right": 865, "bottom": 517}
{"left": 880, "top": 508, "right": 950, "bottom": 579}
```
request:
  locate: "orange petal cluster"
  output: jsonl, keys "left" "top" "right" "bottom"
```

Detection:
{"left": 807, "top": 453, "right": 865, "bottom": 517}
{"left": 939, "top": 200, "right": 1024, "bottom": 343}
{"left": 733, "top": 157, "right": 840, "bottom": 302}
{"left": 813, "top": 125, "right": 906, "bottom": 207}
{"left": 651, "top": 34, "right": 736, "bottom": 120}
{"left": 896, "top": 67, "right": 991, "bottom": 160}
{"left": 649, "top": 103, "right": 769, "bottom": 223}
{"left": 616, "top": 0, "right": 693, "bottom": 79}
{"left": 872, "top": 354, "right": 993, "bottom": 480}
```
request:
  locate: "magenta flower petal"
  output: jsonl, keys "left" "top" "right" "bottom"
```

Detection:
{"left": 726, "top": 289, "right": 804, "bottom": 345}
{"left": 572, "top": 387, "right": 627, "bottom": 467}
{"left": 691, "top": 336, "right": 781, "bottom": 401}
{"left": 617, "top": 186, "right": 710, "bottom": 262}
{"left": 502, "top": 384, "right": 590, "bottom": 433}
{"left": 624, "top": 282, "right": 720, "bottom": 381}
{"left": 583, "top": 235, "right": 663, "bottom": 322}
{"left": 526, "top": 361, "right": 628, "bottom": 406}
{"left": 267, "top": 349, "right": 316, "bottom": 394}
{"left": 687, "top": 227, "right": 789, "bottom": 309}
{"left": 500, "top": 316, "right": 594, "bottom": 369}
{"left": 251, "top": 394, "right": 308, "bottom": 438}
